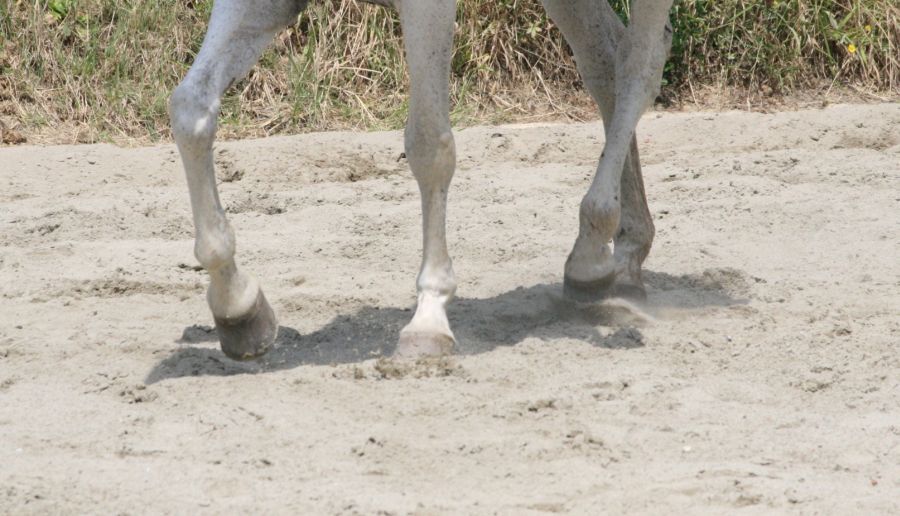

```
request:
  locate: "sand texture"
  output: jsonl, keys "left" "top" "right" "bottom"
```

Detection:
{"left": 1, "top": 104, "right": 899, "bottom": 514}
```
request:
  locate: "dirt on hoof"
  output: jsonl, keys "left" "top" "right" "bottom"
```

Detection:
{"left": 373, "top": 356, "right": 467, "bottom": 380}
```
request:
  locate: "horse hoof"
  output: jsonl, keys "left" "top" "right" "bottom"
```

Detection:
{"left": 563, "top": 274, "right": 615, "bottom": 303}
{"left": 394, "top": 331, "right": 455, "bottom": 360}
{"left": 563, "top": 275, "right": 647, "bottom": 304}
{"left": 214, "top": 290, "right": 278, "bottom": 361}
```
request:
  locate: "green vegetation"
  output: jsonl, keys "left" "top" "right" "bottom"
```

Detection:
{"left": 0, "top": 0, "right": 896, "bottom": 143}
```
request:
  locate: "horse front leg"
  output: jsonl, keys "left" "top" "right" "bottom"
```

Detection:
{"left": 170, "top": 0, "right": 306, "bottom": 360}
{"left": 393, "top": 0, "right": 458, "bottom": 359}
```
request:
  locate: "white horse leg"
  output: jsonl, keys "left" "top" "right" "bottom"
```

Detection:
{"left": 544, "top": 0, "right": 671, "bottom": 302}
{"left": 393, "top": 0, "right": 458, "bottom": 359}
{"left": 170, "top": 0, "right": 306, "bottom": 360}
{"left": 613, "top": 136, "right": 655, "bottom": 300}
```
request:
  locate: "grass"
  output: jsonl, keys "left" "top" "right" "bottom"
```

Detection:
{"left": 0, "top": 0, "right": 897, "bottom": 144}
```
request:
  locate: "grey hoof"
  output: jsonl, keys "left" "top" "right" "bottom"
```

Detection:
{"left": 394, "top": 331, "right": 455, "bottom": 360}
{"left": 563, "top": 275, "right": 647, "bottom": 303}
{"left": 214, "top": 290, "right": 278, "bottom": 361}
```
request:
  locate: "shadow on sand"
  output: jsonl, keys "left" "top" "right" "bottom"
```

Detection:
{"left": 145, "top": 268, "right": 749, "bottom": 384}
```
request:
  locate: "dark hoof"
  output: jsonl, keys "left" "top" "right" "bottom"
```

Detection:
{"left": 563, "top": 275, "right": 647, "bottom": 304}
{"left": 394, "top": 331, "right": 455, "bottom": 360}
{"left": 563, "top": 275, "right": 615, "bottom": 303}
{"left": 214, "top": 290, "right": 278, "bottom": 361}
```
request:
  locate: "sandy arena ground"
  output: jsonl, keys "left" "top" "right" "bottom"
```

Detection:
{"left": 1, "top": 104, "right": 898, "bottom": 514}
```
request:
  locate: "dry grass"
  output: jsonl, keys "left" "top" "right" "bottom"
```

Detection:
{"left": 0, "top": 0, "right": 897, "bottom": 144}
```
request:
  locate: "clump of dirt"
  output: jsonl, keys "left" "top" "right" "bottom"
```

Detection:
{"left": 373, "top": 356, "right": 467, "bottom": 380}
{"left": 118, "top": 384, "right": 158, "bottom": 404}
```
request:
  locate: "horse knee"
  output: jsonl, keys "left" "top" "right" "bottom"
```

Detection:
{"left": 405, "top": 126, "right": 455, "bottom": 187}
{"left": 170, "top": 81, "right": 218, "bottom": 148}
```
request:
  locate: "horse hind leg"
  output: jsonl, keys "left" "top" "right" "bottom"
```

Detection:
{"left": 611, "top": 138, "right": 654, "bottom": 300}
{"left": 169, "top": 0, "right": 305, "bottom": 360}
{"left": 543, "top": 0, "right": 670, "bottom": 303}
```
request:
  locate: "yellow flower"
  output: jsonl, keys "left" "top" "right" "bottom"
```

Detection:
{"left": 847, "top": 43, "right": 857, "bottom": 54}
{"left": 865, "top": 25, "right": 872, "bottom": 33}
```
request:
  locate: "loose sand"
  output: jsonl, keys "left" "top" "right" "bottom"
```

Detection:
{"left": 1, "top": 104, "right": 898, "bottom": 514}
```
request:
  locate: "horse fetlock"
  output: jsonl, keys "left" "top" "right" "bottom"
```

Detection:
{"left": 566, "top": 233, "right": 615, "bottom": 280}
{"left": 580, "top": 195, "right": 621, "bottom": 241}
{"left": 207, "top": 268, "right": 260, "bottom": 319}
{"left": 568, "top": 192, "right": 620, "bottom": 285}
{"left": 194, "top": 221, "right": 236, "bottom": 272}
{"left": 417, "top": 263, "right": 456, "bottom": 300}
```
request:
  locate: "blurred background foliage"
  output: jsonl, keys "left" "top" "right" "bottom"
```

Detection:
{"left": 0, "top": 0, "right": 896, "bottom": 143}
